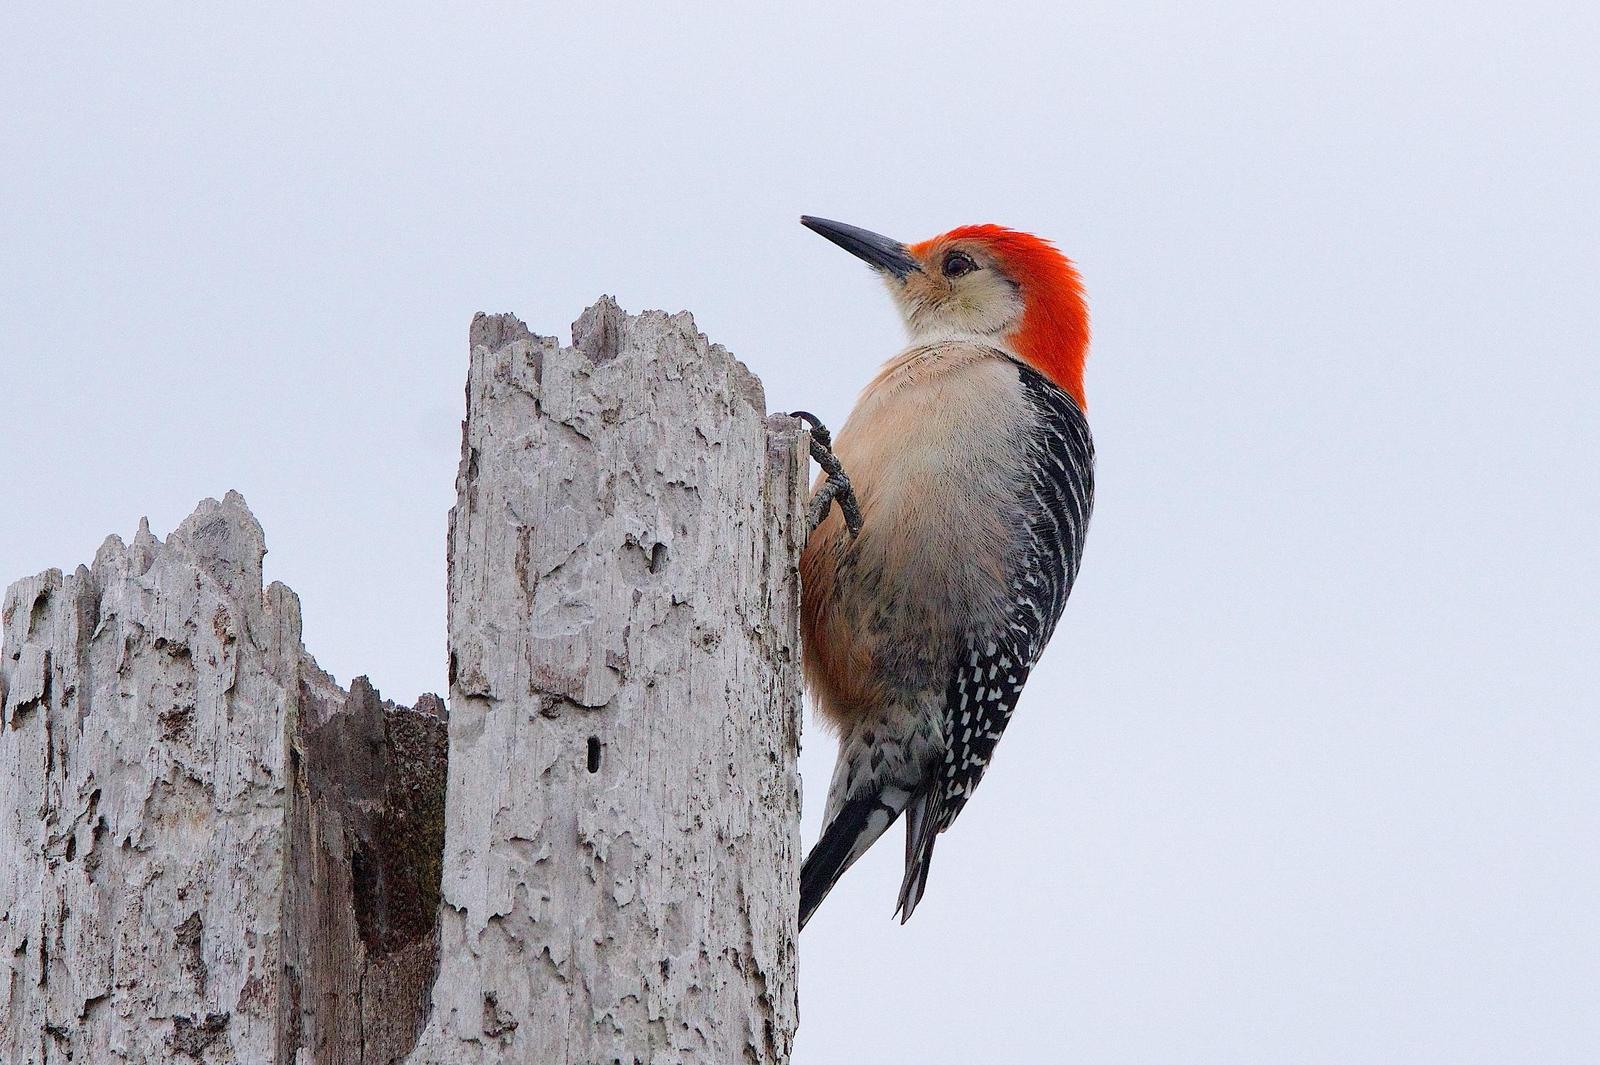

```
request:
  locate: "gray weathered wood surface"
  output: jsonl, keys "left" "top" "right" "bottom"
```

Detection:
{"left": 406, "top": 300, "right": 804, "bottom": 1064}
{"left": 0, "top": 492, "right": 448, "bottom": 1064}
{"left": 1, "top": 299, "right": 804, "bottom": 1063}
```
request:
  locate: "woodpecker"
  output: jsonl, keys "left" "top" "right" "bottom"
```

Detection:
{"left": 796, "top": 216, "right": 1094, "bottom": 929}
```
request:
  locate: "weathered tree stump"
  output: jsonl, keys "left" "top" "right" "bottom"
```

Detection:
{"left": 0, "top": 299, "right": 806, "bottom": 1064}
{"left": 0, "top": 493, "right": 448, "bottom": 1063}
{"left": 407, "top": 300, "right": 804, "bottom": 1063}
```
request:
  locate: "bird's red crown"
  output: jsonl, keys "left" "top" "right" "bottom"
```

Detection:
{"left": 915, "top": 225, "right": 1091, "bottom": 409}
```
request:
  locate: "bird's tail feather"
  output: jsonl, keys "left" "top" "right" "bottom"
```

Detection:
{"left": 896, "top": 786, "right": 944, "bottom": 923}
{"left": 799, "top": 790, "right": 906, "bottom": 930}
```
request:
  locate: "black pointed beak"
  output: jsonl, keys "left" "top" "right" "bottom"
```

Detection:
{"left": 801, "top": 216, "right": 922, "bottom": 279}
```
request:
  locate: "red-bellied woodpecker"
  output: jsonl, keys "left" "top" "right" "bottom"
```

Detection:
{"left": 796, "top": 216, "right": 1094, "bottom": 929}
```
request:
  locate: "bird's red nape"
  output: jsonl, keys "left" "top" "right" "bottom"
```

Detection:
{"left": 914, "top": 225, "right": 1090, "bottom": 410}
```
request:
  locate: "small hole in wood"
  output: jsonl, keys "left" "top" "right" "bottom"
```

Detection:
{"left": 587, "top": 736, "right": 601, "bottom": 773}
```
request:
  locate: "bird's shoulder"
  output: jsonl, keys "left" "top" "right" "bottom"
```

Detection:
{"left": 857, "top": 340, "right": 1021, "bottom": 405}
{"left": 1011, "top": 358, "right": 1093, "bottom": 458}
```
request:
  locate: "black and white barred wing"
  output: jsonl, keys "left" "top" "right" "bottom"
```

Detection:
{"left": 897, "top": 362, "right": 1094, "bottom": 919}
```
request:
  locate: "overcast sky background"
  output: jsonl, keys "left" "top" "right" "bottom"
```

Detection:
{"left": 4, "top": 4, "right": 1597, "bottom": 1062}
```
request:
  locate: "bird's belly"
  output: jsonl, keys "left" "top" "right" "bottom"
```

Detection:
{"left": 847, "top": 450, "right": 1013, "bottom": 622}
{"left": 808, "top": 408, "right": 1026, "bottom": 720}
{"left": 799, "top": 345, "right": 1038, "bottom": 729}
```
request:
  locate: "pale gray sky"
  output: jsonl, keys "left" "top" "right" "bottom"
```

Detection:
{"left": 3, "top": 4, "right": 1597, "bottom": 1062}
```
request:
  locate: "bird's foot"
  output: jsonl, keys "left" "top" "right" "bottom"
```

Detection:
{"left": 791, "top": 411, "right": 863, "bottom": 539}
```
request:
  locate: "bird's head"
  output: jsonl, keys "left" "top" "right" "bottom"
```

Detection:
{"left": 801, "top": 216, "right": 1090, "bottom": 408}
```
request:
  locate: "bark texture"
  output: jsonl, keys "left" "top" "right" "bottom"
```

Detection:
{"left": 0, "top": 298, "right": 804, "bottom": 1063}
{"left": 405, "top": 300, "right": 805, "bottom": 1064}
{"left": 0, "top": 493, "right": 448, "bottom": 1064}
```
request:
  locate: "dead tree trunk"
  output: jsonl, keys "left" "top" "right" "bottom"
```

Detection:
{"left": 406, "top": 300, "right": 805, "bottom": 1063}
{"left": 0, "top": 299, "right": 806, "bottom": 1064}
{"left": 0, "top": 493, "right": 448, "bottom": 1064}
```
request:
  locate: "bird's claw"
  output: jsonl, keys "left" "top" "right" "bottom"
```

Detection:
{"left": 791, "top": 410, "right": 863, "bottom": 539}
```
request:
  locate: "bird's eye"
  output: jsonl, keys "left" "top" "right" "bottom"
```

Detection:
{"left": 942, "top": 251, "right": 977, "bottom": 278}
